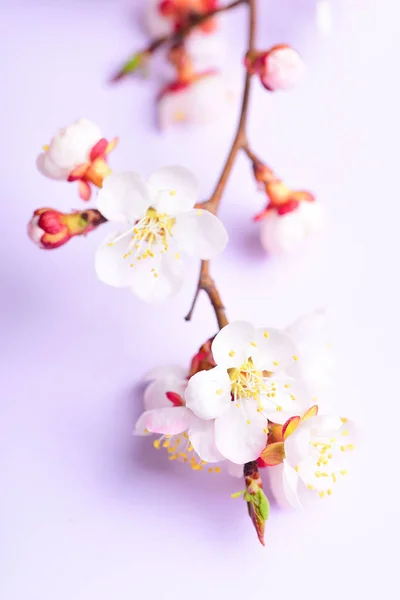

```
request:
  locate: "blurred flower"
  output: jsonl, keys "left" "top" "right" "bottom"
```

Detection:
{"left": 185, "top": 321, "right": 311, "bottom": 464}
{"left": 158, "top": 70, "right": 231, "bottom": 129}
{"left": 37, "top": 118, "right": 117, "bottom": 200}
{"left": 264, "top": 408, "right": 355, "bottom": 508}
{"left": 285, "top": 311, "right": 334, "bottom": 399}
{"left": 28, "top": 208, "right": 106, "bottom": 250}
{"left": 145, "top": 0, "right": 220, "bottom": 37}
{"left": 95, "top": 166, "right": 228, "bottom": 302}
{"left": 245, "top": 45, "right": 304, "bottom": 92}
{"left": 316, "top": 0, "right": 333, "bottom": 36}
{"left": 253, "top": 163, "right": 324, "bottom": 254}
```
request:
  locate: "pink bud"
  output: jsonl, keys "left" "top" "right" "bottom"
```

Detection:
{"left": 28, "top": 208, "right": 106, "bottom": 250}
{"left": 246, "top": 45, "right": 304, "bottom": 92}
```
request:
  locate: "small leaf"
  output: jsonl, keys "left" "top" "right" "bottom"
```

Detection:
{"left": 247, "top": 489, "right": 270, "bottom": 546}
{"left": 112, "top": 52, "right": 147, "bottom": 82}
{"left": 282, "top": 416, "right": 301, "bottom": 441}
{"left": 260, "top": 441, "right": 285, "bottom": 466}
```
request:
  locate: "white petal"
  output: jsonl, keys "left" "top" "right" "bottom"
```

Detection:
{"left": 130, "top": 250, "right": 184, "bottom": 303}
{"left": 214, "top": 398, "right": 268, "bottom": 464}
{"left": 260, "top": 378, "right": 311, "bottom": 425}
{"left": 297, "top": 201, "right": 325, "bottom": 234}
{"left": 185, "top": 366, "right": 231, "bottom": 420}
{"left": 97, "top": 172, "right": 151, "bottom": 224}
{"left": 253, "top": 327, "right": 298, "bottom": 372}
{"left": 260, "top": 210, "right": 306, "bottom": 254}
{"left": 144, "top": 377, "right": 187, "bottom": 411}
{"left": 186, "top": 33, "right": 226, "bottom": 70}
{"left": 316, "top": 0, "right": 333, "bottom": 36}
{"left": 188, "top": 418, "right": 225, "bottom": 463}
{"left": 48, "top": 118, "right": 101, "bottom": 169}
{"left": 308, "top": 414, "right": 343, "bottom": 434}
{"left": 173, "top": 209, "right": 228, "bottom": 259}
{"left": 136, "top": 406, "right": 192, "bottom": 436}
{"left": 286, "top": 310, "right": 327, "bottom": 347}
{"left": 187, "top": 74, "right": 230, "bottom": 123}
{"left": 211, "top": 321, "right": 255, "bottom": 368}
{"left": 95, "top": 230, "right": 137, "bottom": 288}
{"left": 268, "top": 460, "right": 302, "bottom": 509}
{"left": 148, "top": 166, "right": 199, "bottom": 215}
{"left": 158, "top": 87, "right": 192, "bottom": 130}
{"left": 36, "top": 153, "right": 70, "bottom": 180}
{"left": 284, "top": 421, "right": 312, "bottom": 467}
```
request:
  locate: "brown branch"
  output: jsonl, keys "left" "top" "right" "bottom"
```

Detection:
{"left": 112, "top": 0, "right": 246, "bottom": 81}
{"left": 185, "top": 0, "right": 257, "bottom": 329}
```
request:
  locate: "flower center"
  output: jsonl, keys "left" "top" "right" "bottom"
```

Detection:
{"left": 228, "top": 358, "right": 265, "bottom": 401}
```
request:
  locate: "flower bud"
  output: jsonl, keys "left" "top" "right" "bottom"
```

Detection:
{"left": 189, "top": 337, "right": 216, "bottom": 377}
{"left": 28, "top": 208, "right": 106, "bottom": 250}
{"left": 245, "top": 44, "right": 304, "bottom": 92}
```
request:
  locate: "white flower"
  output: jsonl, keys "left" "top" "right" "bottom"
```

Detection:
{"left": 260, "top": 201, "right": 324, "bottom": 255}
{"left": 285, "top": 311, "right": 334, "bottom": 398}
{"left": 268, "top": 413, "right": 355, "bottom": 508}
{"left": 95, "top": 166, "right": 228, "bottom": 302}
{"left": 37, "top": 118, "right": 102, "bottom": 180}
{"left": 135, "top": 366, "right": 231, "bottom": 472}
{"left": 260, "top": 45, "right": 304, "bottom": 92}
{"left": 316, "top": 0, "right": 333, "bottom": 36}
{"left": 158, "top": 72, "right": 231, "bottom": 129}
{"left": 185, "top": 321, "right": 311, "bottom": 464}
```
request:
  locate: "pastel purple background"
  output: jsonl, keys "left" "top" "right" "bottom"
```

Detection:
{"left": 1, "top": 0, "right": 398, "bottom": 597}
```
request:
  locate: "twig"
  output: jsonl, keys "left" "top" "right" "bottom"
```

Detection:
{"left": 185, "top": 0, "right": 257, "bottom": 329}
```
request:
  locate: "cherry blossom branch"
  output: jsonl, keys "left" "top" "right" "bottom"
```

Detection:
{"left": 111, "top": 0, "right": 247, "bottom": 82}
{"left": 185, "top": 0, "right": 256, "bottom": 328}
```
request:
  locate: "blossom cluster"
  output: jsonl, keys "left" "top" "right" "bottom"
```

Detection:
{"left": 136, "top": 314, "right": 354, "bottom": 540}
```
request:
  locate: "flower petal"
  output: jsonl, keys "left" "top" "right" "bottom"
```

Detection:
{"left": 136, "top": 406, "right": 192, "bottom": 436}
{"left": 214, "top": 398, "right": 268, "bottom": 464}
{"left": 188, "top": 418, "right": 225, "bottom": 463}
{"left": 143, "top": 366, "right": 187, "bottom": 384}
{"left": 211, "top": 321, "right": 255, "bottom": 368}
{"left": 260, "top": 441, "right": 285, "bottom": 466}
{"left": 227, "top": 462, "right": 244, "bottom": 478}
{"left": 284, "top": 422, "right": 312, "bottom": 468}
{"left": 36, "top": 153, "right": 69, "bottom": 180}
{"left": 95, "top": 230, "right": 138, "bottom": 288}
{"left": 252, "top": 327, "right": 298, "bottom": 372}
{"left": 97, "top": 172, "right": 151, "bottom": 224}
{"left": 144, "top": 377, "right": 187, "bottom": 411}
{"left": 268, "top": 460, "right": 302, "bottom": 509}
{"left": 173, "top": 209, "right": 228, "bottom": 259}
{"left": 185, "top": 366, "right": 231, "bottom": 420}
{"left": 130, "top": 250, "right": 184, "bottom": 303}
{"left": 148, "top": 166, "right": 199, "bottom": 215}
{"left": 260, "top": 378, "right": 311, "bottom": 425}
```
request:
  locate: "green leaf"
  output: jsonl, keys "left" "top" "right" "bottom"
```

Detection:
{"left": 120, "top": 53, "right": 144, "bottom": 76}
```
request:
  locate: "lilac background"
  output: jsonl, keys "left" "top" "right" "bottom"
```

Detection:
{"left": 1, "top": 0, "right": 399, "bottom": 597}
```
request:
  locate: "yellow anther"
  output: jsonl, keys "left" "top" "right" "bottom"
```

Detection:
{"left": 197, "top": 209, "right": 202, "bottom": 216}
{"left": 107, "top": 242, "right": 114, "bottom": 247}
{"left": 215, "top": 467, "right": 221, "bottom": 473}
{"left": 330, "top": 438, "right": 337, "bottom": 443}
{"left": 263, "top": 331, "right": 269, "bottom": 338}
{"left": 179, "top": 453, "right": 187, "bottom": 459}
{"left": 307, "top": 484, "right": 314, "bottom": 490}
{"left": 42, "top": 144, "right": 50, "bottom": 151}
{"left": 169, "top": 190, "right": 177, "bottom": 196}
{"left": 327, "top": 489, "right": 333, "bottom": 496}
{"left": 340, "top": 470, "right": 347, "bottom": 476}
{"left": 175, "top": 253, "right": 181, "bottom": 259}
{"left": 263, "top": 428, "right": 268, "bottom": 434}
{"left": 169, "top": 454, "right": 178, "bottom": 461}
{"left": 144, "top": 428, "right": 149, "bottom": 434}
{"left": 273, "top": 361, "right": 279, "bottom": 366}
{"left": 284, "top": 383, "right": 291, "bottom": 388}
{"left": 342, "top": 430, "right": 349, "bottom": 437}
{"left": 250, "top": 342, "right": 257, "bottom": 347}
{"left": 276, "top": 405, "right": 282, "bottom": 412}
{"left": 153, "top": 440, "right": 161, "bottom": 449}
{"left": 340, "top": 446, "right": 346, "bottom": 452}
{"left": 130, "top": 263, "right": 135, "bottom": 268}
{"left": 216, "top": 389, "right": 223, "bottom": 395}
{"left": 246, "top": 420, "right": 251, "bottom": 425}
{"left": 319, "top": 491, "right": 325, "bottom": 498}
{"left": 292, "top": 355, "right": 299, "bottom": 361}
{"left": 208, "top": 467, "right": 213, "bottom": 473}
{"left": 328, "top": 454, "right": 333, "bottom": 459}
{"left": 162, "top": 440, "right": 170, "bottom": 448}
{"left": 341, "top": 417, "right": 348, "bottom": 424}
{"left": 235, "top": 403, "right": 240, "bottom": 408}
{"left": 188, "top": 444, "right": 194, "bottom": 452}
{"left": 290, "top": 394, "right": 296, "bottom": 401}
{"left": 294, "top": 465, "right": 300, "bottom": 473}
{"left": 332, "top": 473, "right": 337, "bottom": 483}
{"left": 229, "top": 350, "right": 235, "bottom": 357}
{"left": 183, "top": 432, "right": 188, "bottom": 439}
{"left": 347, "top": 444, "right": 355, "bottom": 450}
